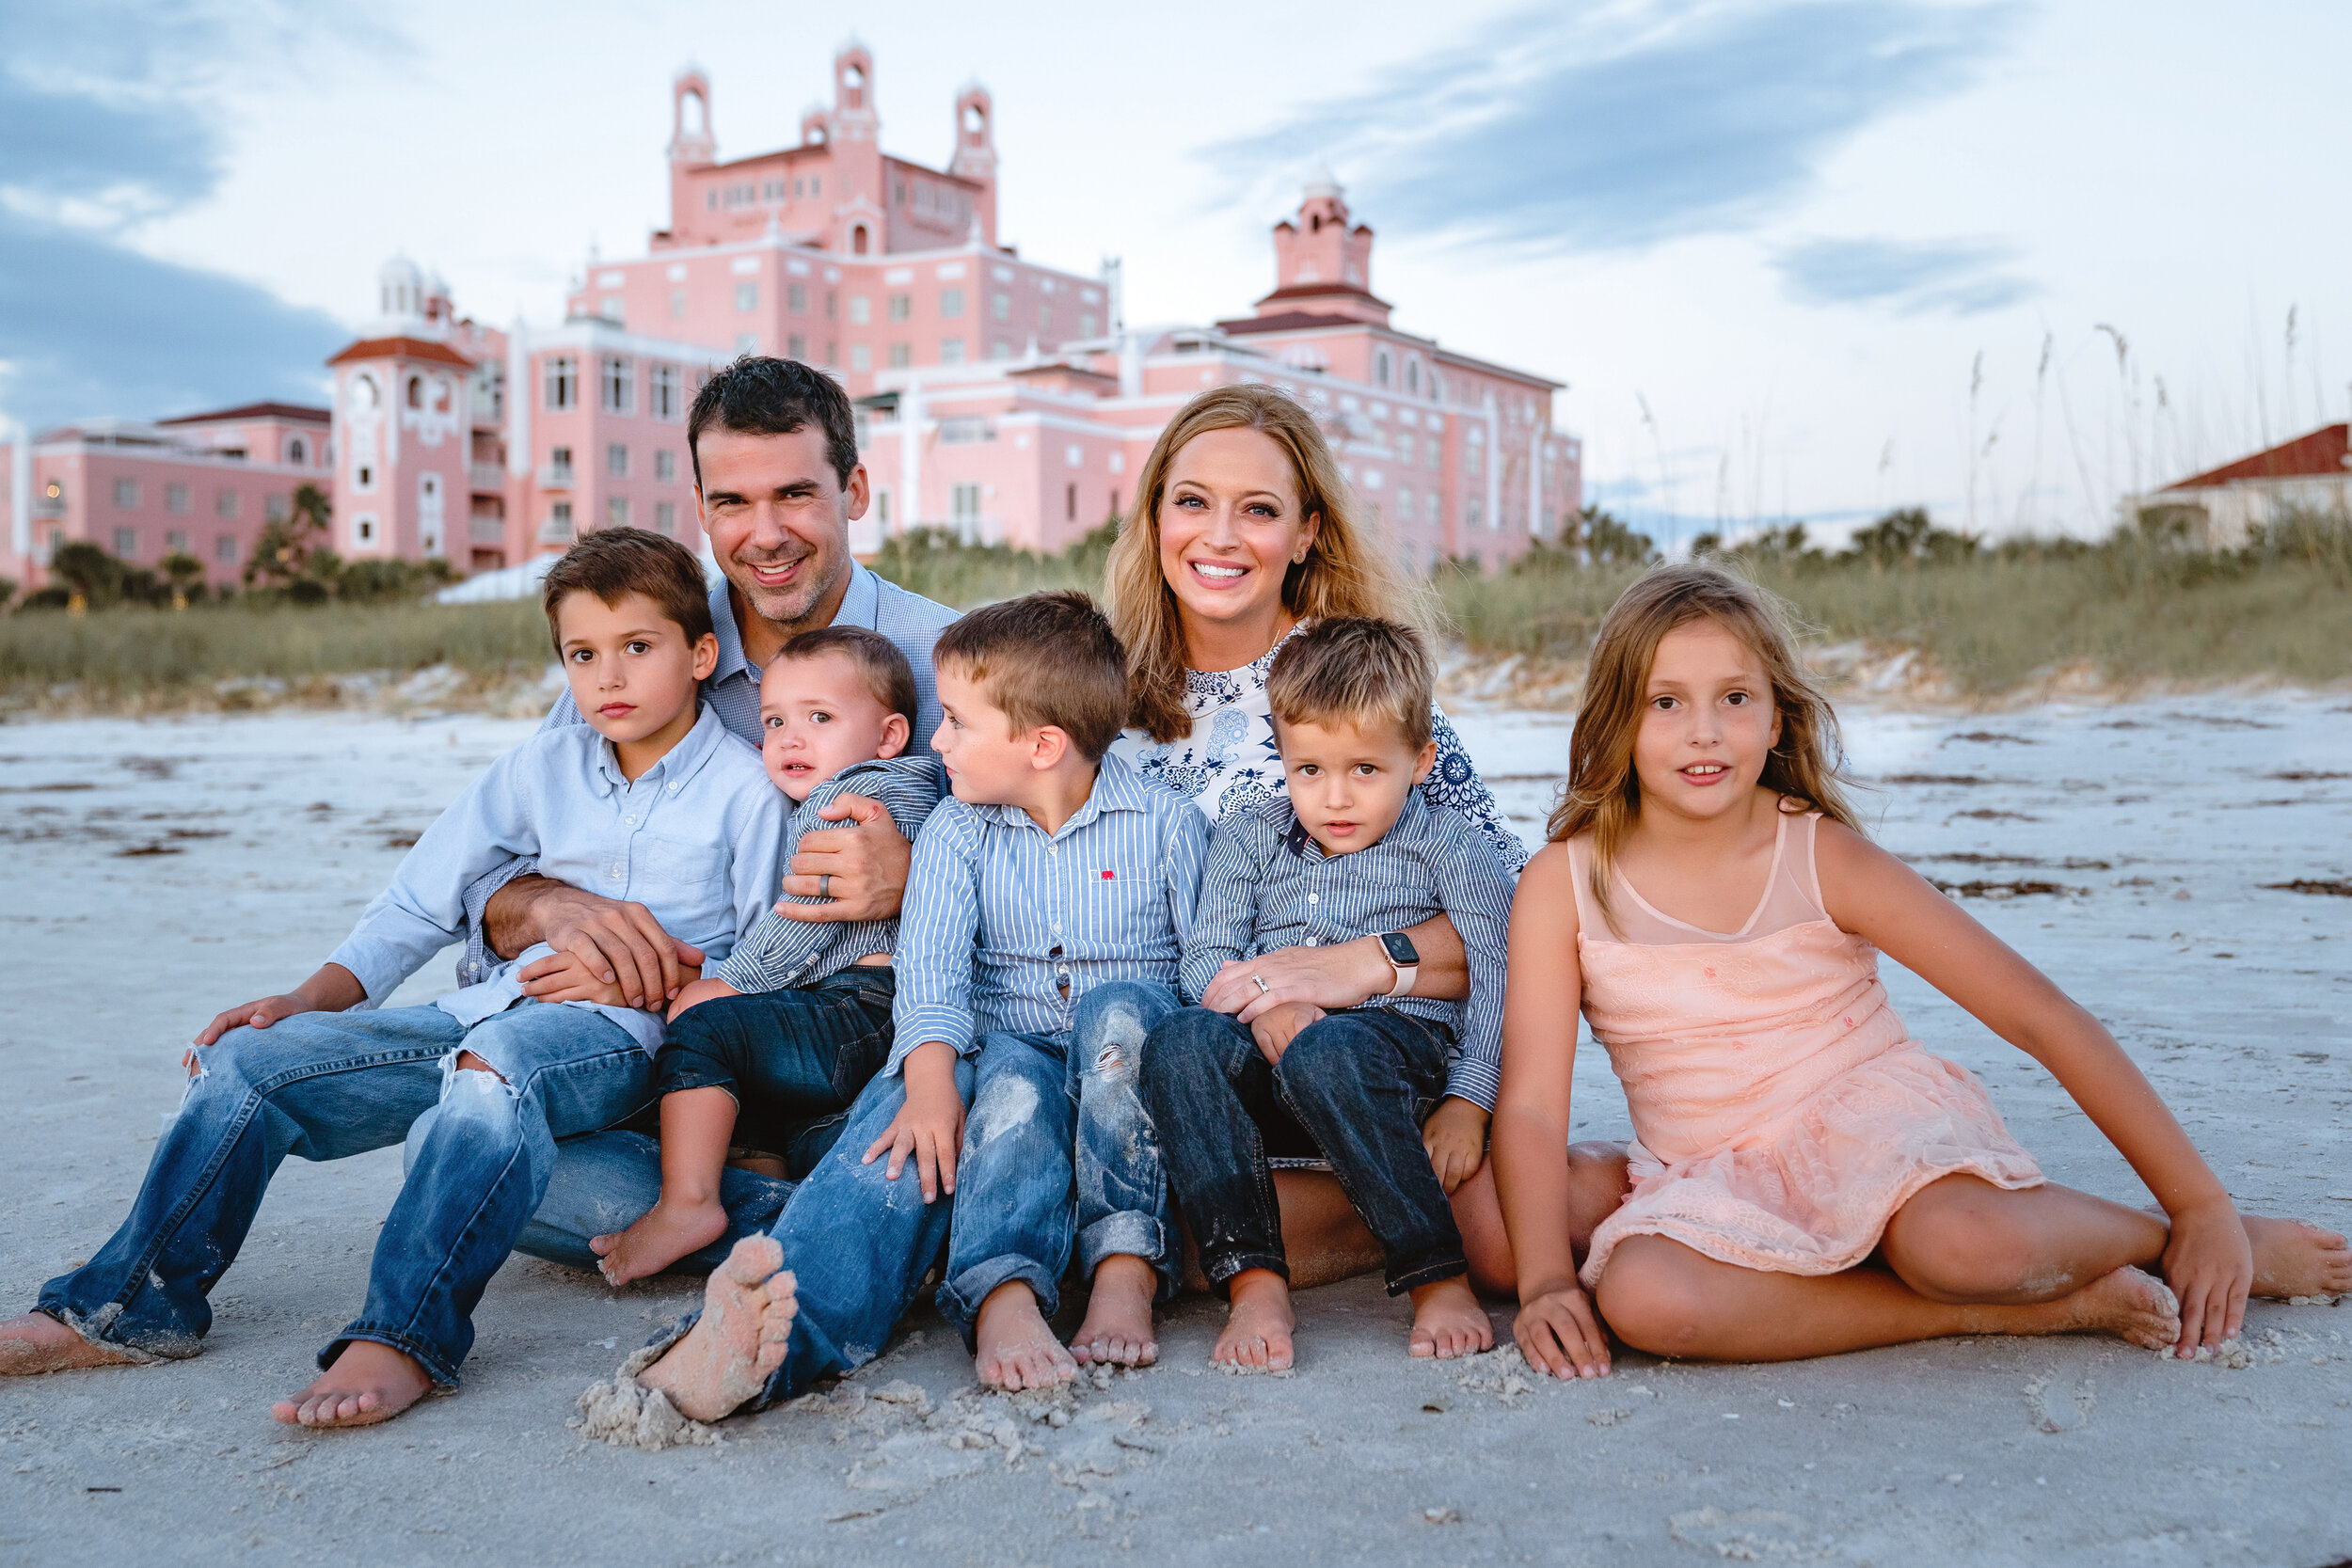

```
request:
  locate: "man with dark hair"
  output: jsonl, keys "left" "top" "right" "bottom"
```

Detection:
{"left": 466, "top": 355, "right": 957, "bottom": 1014}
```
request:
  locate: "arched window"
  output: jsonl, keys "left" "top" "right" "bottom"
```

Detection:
{"left": 288, "top": 436, "right": 307, "bottom": 465}
{"left": 962, "top": 103, "right": 985, "bottom": 136}
{"left": 405, "top": 375, "right": 422, "bottom": 409}
{"left": 1375, "top": 351, "right": 1391, "bottom": 387}
{"left": 1405, "top": 360, "right": 1420, "bottom": 395}
{"left": 851, "top": 225, "right": 869, "bottom": 255}
{"left": 842, "top": 62, "right": 866, "bottom": 110}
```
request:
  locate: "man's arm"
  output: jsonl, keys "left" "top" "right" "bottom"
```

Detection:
{"left": 1204, "top": 906, "right": 1469, "bottom": 1022}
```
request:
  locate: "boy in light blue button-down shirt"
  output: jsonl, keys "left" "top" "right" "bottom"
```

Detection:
{"left": 19, "top": 529, "right": 781, "bottom": 1432}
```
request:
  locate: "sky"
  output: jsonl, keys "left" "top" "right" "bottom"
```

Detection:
{"left": 4, "top": 0, "right": 2346, "bottom": 547}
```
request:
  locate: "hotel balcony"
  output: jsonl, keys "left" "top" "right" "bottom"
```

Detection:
{"left": 538, "top": 465, "right": 575, "bottom": 490}
{"left": 469, "top": 464, "right": 505, "bottom": 491}
{"left": 537, "top": 515, "right": 576, "bottom": 545}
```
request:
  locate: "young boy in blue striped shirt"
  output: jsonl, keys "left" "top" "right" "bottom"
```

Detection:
{"left": 871, "top": 591, "right": 1208, "bottom": 1390}
{"left": 1145, "top": 617, "right": 1516, "bottom": 1371}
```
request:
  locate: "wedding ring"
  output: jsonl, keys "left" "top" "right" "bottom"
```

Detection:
{"left": 1251, "top": 974, "right": 1269, "bottom": 996}
{"left": 818, "top": 873, "right": 833, "bottom": 900}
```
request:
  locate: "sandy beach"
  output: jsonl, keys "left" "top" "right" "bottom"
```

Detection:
{"left": 2, "top": 690, "right": 2346, "bottom": 1566}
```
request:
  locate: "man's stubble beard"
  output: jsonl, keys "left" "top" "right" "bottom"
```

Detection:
{"left": 729, "top": 540, "right": 849, "bottom": 636}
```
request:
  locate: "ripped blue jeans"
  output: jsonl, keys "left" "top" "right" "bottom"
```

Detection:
{"left": 36, "top": 1000, "right": 650, "bottom": 1386}
{"left": 936, "top": 979, "right": 1181, "bottom": 1344}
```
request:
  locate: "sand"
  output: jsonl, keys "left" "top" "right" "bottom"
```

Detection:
{"left": 2, "top": 689, "right": 2348, "bottom": 1565}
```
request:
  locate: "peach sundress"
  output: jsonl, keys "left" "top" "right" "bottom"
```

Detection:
{"left": 1573, "top": 809, "right": 2043, "bottom": 1290}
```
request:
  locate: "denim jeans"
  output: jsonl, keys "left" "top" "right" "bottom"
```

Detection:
{"left": 1143, "top": 1004, "right": 1466, "bottom": 1295}
{"left": 652, "top": 968, "right": 895, "bottom": 1158}
{"left": 38, "top": 1000, "right": 652, "bottom": 1386}
{"left": 528, "top": 1053, "right": 980, "bottom": 1412}
{"left": 936, "top": 979, "right": 1181, "bottom": 1343}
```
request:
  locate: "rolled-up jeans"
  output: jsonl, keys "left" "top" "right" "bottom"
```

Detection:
{"left": 935, "top": 979, "right": 1182, "bottom": 1344}
{"left": 37, "top": 1000, "right": 652, "bottom": 1386}
{"left": 1143, "top": 1004, "right": 1466, "bottom": 1295}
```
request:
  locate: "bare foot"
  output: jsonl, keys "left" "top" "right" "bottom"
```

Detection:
{"left": 0, "top": 1312, "right": 143, "bottom": 1376}
{"left": 1407, "top": 1276, "right": 1493, "bottom": 1360}
{"left": 1213, "top": 1269, "right": 1295, "bottom": 1371}
{"left": 1072, "top": 1255, "right": 1159, "bottom": 1368}
{"left": 974, "top": 1283, "right": 1076, "bottom": 1391}
{"left": 2052, "top": 1265, "right": 2182, "bottom": 1350}
{"left": 271, "top": 1340, "right": 433, "bottom": 1429}
{"left": 636, "top": 1235, "right": 796, "bottom": 1423}
{"left": 590, "top": 1196, "right": 730, "bottom": 1288}
{"left": 2245, "top": 1214, "right": 2352, "bottom": 1299}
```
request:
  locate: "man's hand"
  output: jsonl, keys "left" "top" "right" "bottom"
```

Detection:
{"left": 1513, "top": 1283, "right": 1613, "bottom": 1380}
{"left": 191, "top": 963, "right": 367, "bottom": 1050}
{"left": 776, "top": 794, "right": 912, "bottom": 925}
{"left": 507, "top": 879, "right": 701, "bottom": 1009}
{"left": 1422, "top": 1096, "right": 1490, "bottom": 1194}
{"left": 863, "top": 1041, "right": 965, "bottom": 1201}
{"left": 1248, "top": 1002, "right": 1326, "bottom": 1067}
{"left": 2161, "top": 1196, "right": 2255, "bottom": 1357}
{"left": 1202, "top": 940, "right": 1392, "bottom": 1024}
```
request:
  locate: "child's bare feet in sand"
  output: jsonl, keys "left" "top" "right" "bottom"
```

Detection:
{"left": 1072, "top": 1255, "right": 1158, "bottom": 1368}
{"left": 637, "top": 1235, "right": 797, "bottom": 1423}
{"left": 1407, "top": 1276, "right": 1493, "bottom": 1359}
{"left": 1213, "top": 1268, "right": 1295, "bottom": 1371}
{"left": 272, "top": 1340, "right": 434, "bottom": 1429}
{"left": 0, "top": 1312, "right": 144, "bottom": 1376}
{"left": 975, "top": 1282, "right": 1076, "bottom": 1390}
{"left": 590, "top": 1197, "right": 730, "bottom": 1288}
{"left": 2051, "top": 1265, "right": 2181, "bottom": 1350}
{"left": 2245, "top": 1215, "right": 2352, "bottom": 1299}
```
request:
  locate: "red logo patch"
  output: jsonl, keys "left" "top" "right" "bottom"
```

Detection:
{"left": 1100, "top": 869, "right": 1116, "bottom": 879}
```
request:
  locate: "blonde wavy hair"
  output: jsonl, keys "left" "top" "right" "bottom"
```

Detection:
{"left": 1104, "top": 383, "right": 1438, "bottom": 743}
{"left": 1547, "top": 562, "right": 1860, "bottom": 932}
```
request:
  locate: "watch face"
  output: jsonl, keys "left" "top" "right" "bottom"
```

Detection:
{"left": 1380, "top": 931, "right": 1420, "bottom": 967}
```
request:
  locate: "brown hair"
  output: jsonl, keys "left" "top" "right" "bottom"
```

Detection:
{"left": 1547, "top": 562, "right": 1859, "bottom": 932}
{"left": 773, "top": 625, "right": 919, "bottom": 732}
{"left": 1104, "top": 383, "right": 1440, "bottom": 743}
{"left": 1264, "top": 616, "right": 1435, "bottom": 752}
{"left": 541, "top": 526, "right": 714, "bottom": 651}
{"left": 687, "top": 355, "right": 858, "bottom": 489}
{"left": 934, "top": 589, "right": 1128, "bottom": 762}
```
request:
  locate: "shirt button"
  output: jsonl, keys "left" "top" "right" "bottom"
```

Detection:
{"left": 1308, "top": 893, "right": 1319, "bottom": 905}
{"left": 1051, "top": 921, "right": 1062, "bottom": 934}
{"left": 1305, "top": 937, "right": 1318, "bottom": 946}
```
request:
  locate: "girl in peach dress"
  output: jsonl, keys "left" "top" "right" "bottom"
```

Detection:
{"left": 1491, "top": 564, "right": 2351, "bottom": 1378}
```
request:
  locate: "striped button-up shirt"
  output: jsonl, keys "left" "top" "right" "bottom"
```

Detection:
{"left": 328, "top": 704, "right": 782, "bottom": 1054}
{"left": 456, "top": 563, "right": 959, "bottom": 984}
{"left": 1182, "top": 789, "right": 1515, "bottom": 1110}
{"left": 710, "top": 753, "right": 941, "bottom": 993}
{"left": 888, "top": 752, "right": 1210, "bottom": 1073}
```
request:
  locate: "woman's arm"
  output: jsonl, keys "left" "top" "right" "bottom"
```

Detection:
{"left": 1494, "top": 843, "right": 1612, "bottom": 1378}
{"left": 1816, "top": 819, "right": 2251, "bottom": 1347}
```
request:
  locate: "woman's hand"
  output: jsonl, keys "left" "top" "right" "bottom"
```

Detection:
{"left": 2162, "top": 1196, "right": 2254, "bottom": 1356}
{"left": 1202, "top": 943, "right": 1389, "bottom": 1022}
{"left": 1513, "top": 1283, "right": 1613, "bottom": 1380}
{"left": 1422, "top": 1097, "right": 1490, "bottom": 1195}
{"left": 863, "top": 1042, "right": 965, "bottom": 1201}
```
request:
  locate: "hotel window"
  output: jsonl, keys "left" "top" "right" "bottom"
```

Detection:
{"left": 1395, "top": 489, "right": 1415, "bottom": 524}
{"left": 811, "top": 177, "right": 820, "bottom": 196}
{"left": 601, "top": 356, "right": 633, "bottom": 414}
{"left": 940, "top": 338, "right": 965, "bottom": 365}
{"left": 849, "top": 295, "right": 871, "bottom": 325}
{"left": 288, "top": 436, "right": 307, "bottom": 465}
{"left": 1066, "top": 483, "right": 1077, "bottom": 522}
{"left": 876, "top": 489, "right": 891, "bottom": 528}
{"left": 1078, "top": 313, "right": 1097, "bottom": 337}
{"left": 763, "top": 179, "right": 783, "bottom": 200}
{"left": 850, "top": 344, "right": 872, "bottom": 372}
{"left": 356, "top": 464, "right": 373, "bottom": 489}
{"left": 546, "top": 356, "right": 577, "bottom": 410}
{"left": 166, "top": 530, "right": 189, "bottom": 554}
{"left": 654, "top": 450, "right": 676, "bottom": 483}
{"left": 990, "top": 341, "right": 1012, "bottom": 360}
{"left": 607, "top": 443, "right": 629, "bottom": 479}
{"left": 886, "top": 293, "right": 911, "bottom": 323}
{"left": 406, "top": 375, "right": 423, "bottom": 409}
{"left": 706, "top": 189, "right": 717, "bottom": 210}
{"left": 355, "top": 515, "right": 377, "bottom": 545}
{"left": 787, "top": 332, "right": 807, "bottom": 361}
{"left": 649, "top": 363, "right": 680, "bottom": 420}
{"left": 888, "top": 343, "right": 911, "bottom": 369}
{"left": 788, "top": 282, "right": 807, "bottom": 315}
{"left": 165, "top": 483, "right": 189, "bottom": 513}
{"left": 670, "top": 288, "right": 688, "bottom": 319}
{"left": 215, "top": 489, "right": 240, "bottom": 518}
{"left": 735, "top": 282, "right": 757, "bottom": 313}
{"left": 600, "top": 297, "right": 623, "bottom": 324}
{"left": 824, "top": 340, "right": 837, "bottom": 366}
{"left": 1406, "top": 360, "right": 1420, "bottom": 395}
{"left": 951, "top": 483, "right": 981, "bottom": 523}
{"left": 825, "top": 290, "right": 838, "bottom": 320}
{"left": 113, "top": 478, "right": 139, "bottom": 507}
{"left": 654, "top": 500, "right": 675, "bottom": 535}
{"left": 548, "top": 446, "right": 574, "bottom": 484}
{"left": 992, "top": 292, "right": 1010, "bottom": 322}
{"left": 1467, "top": 499, "right": 1484, "bottom": 531}
{"left": 1037, "top": 302, "right": 1051, "bottom": 331}
{"left": 1376, "top": 351, "right": 1391, "bottom": 387}
{"left": 547, "top": 502, "right": 572, "bottom": 541}
{"left": 1466, "top": 427, "right": 1485, "bottom": 478}
{"left": 940, "top": 289, "right": 964, "bottom": 318}
{"left": 215, "top": 534, "right": 238, "bottom": 564}
{"left": 114, "top": 527, "right": 138, "bottom": 556}
{"left": 607, "top": 497, "right": 629, "bottom": 531}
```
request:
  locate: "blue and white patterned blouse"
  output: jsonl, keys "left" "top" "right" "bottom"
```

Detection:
{"left": 1104, "top": 625, "right": 1529, "bottom": 876}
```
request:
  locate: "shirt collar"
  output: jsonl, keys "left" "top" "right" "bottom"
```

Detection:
{"left": 978, "top": 750, "right": 1152, "bottom": 838}
{"left": 587, "top": 702, "right": 727, "bottom": 797}
{"left": 707, "top": 562, "right": 882, "bottom": 689}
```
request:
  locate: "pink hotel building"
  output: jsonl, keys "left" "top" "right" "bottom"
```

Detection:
{"left": 4, "top": 46, "right": 1578, "bottom": 594}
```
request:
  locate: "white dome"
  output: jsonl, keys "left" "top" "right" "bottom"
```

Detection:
{"left": 379, "top": 254, "right": 422, "bottom": 289}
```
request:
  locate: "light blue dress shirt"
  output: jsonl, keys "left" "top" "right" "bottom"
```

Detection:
{"left": 887, "top": 752, "right": 1211, "bottom": 1073}
{"left": 328, "top": 704, "right": 785, "bottom": 1054}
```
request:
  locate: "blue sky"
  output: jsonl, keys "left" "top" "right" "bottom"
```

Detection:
{"left": 5, "top": 0, "right": 2346, "bottom": 544}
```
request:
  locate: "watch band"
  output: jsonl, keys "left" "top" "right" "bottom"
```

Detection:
{"left": 1386, "top": 957, "right": 1418, "bottom": 997}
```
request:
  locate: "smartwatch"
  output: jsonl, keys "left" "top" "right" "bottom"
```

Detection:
{"left": 1377, "top": 931, "right": 1420, "bottom": 997}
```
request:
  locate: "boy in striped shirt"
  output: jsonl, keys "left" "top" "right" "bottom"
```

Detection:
{"left": 1145, "top": 618, "right": 1516, "bottom": 1370}
{"left": 872, "top": 592, "right": 1208, "bottom": 1390}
